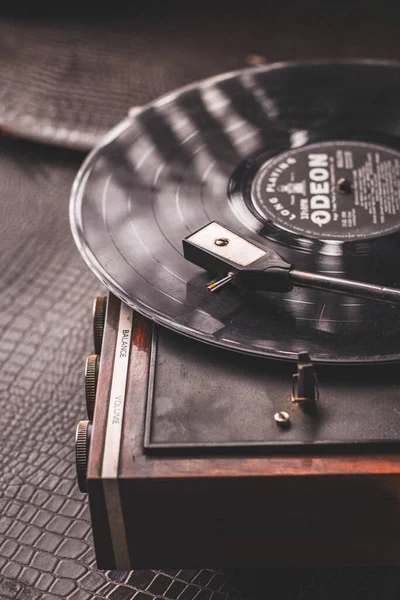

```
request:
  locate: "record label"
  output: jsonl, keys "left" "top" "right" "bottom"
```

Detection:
{"left": 251, "top": 141, "right": 400, "bottom": 240}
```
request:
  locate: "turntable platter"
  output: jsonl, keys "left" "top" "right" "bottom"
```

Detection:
{"left": 70, "top": 61, "right": 400, "bottom": 363}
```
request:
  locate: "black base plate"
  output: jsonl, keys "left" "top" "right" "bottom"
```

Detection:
{"left": 145, "top": 323, "right": 400, "bottom": 453}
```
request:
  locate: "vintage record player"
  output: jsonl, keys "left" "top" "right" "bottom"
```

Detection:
{"left": 71, "top": 60, "right": 400, "bottom": 569}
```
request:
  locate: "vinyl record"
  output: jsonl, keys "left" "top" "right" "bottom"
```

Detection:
{"left": 70, "top": 60, "right": 400, "bottom": 363}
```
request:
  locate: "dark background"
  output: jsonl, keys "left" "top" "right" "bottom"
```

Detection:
{"left": 1, "top": 3, "right": 400, "bottom": 599}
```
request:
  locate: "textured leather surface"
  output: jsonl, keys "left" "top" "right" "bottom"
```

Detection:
{"left": 2, "top": 4, "right": 400, "bottom": 150}
{"left": 2, "top": 7, "right": 400, "bottom": 599}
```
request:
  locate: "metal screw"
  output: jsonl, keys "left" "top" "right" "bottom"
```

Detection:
{"left": 274, "top": 411, "right": 291, "bottom": 428}
{"left": 214, "top": 237, "right": 229, "bottom": 247}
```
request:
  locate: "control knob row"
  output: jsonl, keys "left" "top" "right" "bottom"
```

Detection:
{"left": 75, "top": 296, "right": 107, "bottom": 494}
